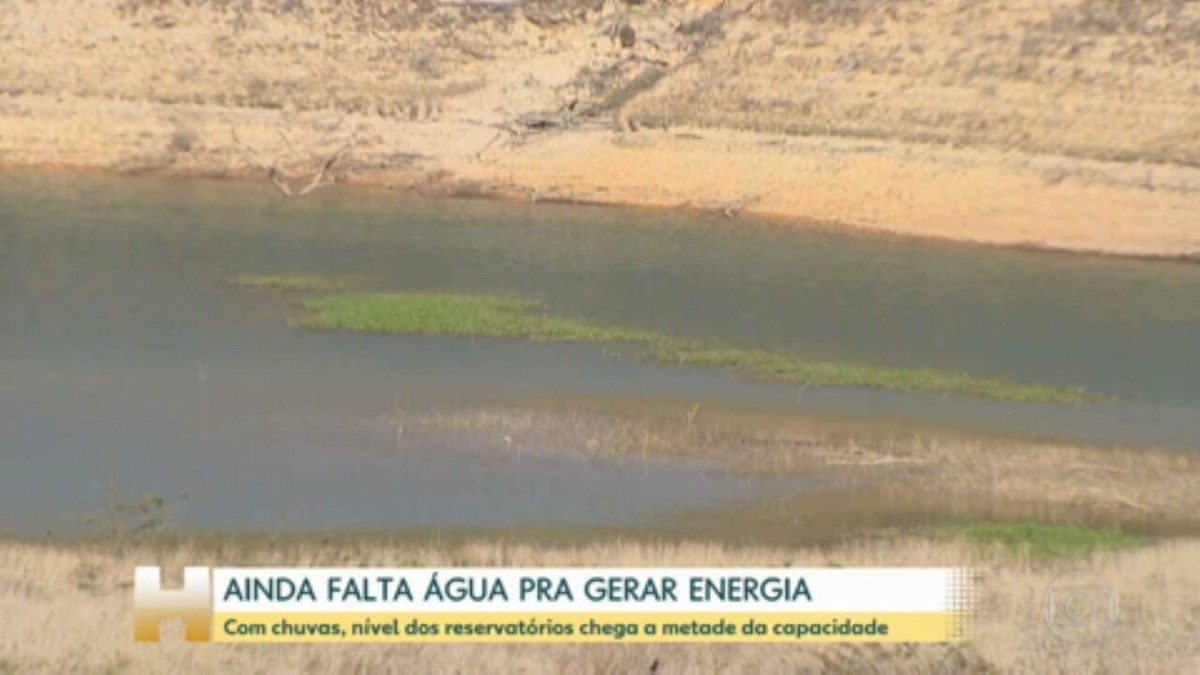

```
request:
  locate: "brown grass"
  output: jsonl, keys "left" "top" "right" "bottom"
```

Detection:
{"left": 2, "top": 1, "right": 1199, "bottom": 257}
{"left": 2, "top": 536, "right": 1198, "bottom": 673}
{"left": 5, "top": 0, "right": 1196, "bottom": 165}
{"left": 629, "top": 0, "right": 1200, "bottom": 166}
{"left": 3, "top": 0, "right": 514, "bottom": 115}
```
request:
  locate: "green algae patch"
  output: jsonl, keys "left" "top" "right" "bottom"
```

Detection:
{"left": 294, "top": 294, "right": 658, "bottom": 343}
{"left": 293, "top": 293, "right": 1100, "bottom": 405}
{"left": 642, "top": 341, "right": 1094, "bottom": 405}
{"left": 226, "top": 275, "right": 376, "bottom": 292}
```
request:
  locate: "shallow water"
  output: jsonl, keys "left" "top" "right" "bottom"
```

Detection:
{"left": 2, "top": 173, "right": 1198, "bottom": 533}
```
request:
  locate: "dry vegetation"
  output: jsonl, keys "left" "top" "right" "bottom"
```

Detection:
{"left": 2, "top": 536, "right": 1198, "bottom": 673}
{"left": 630, "top": 0, "right": 1200, "bottom": 166}
{"left": 5, "top": 0, "right": 530, "bottom": 113}
{"left": 412, "top": 405, "right": 1200, "bottom": 530}
{"left": 0, "top": 0, "right": 699, "bottom": 122}
{"left": 9, "top": 0, "right": 1192, "bottom": 162}
{"left": 1, "top": 1, "right": 1198, "bottom": 255}
{"left": 0, "top": 0, "right": 711, "bottom": 178}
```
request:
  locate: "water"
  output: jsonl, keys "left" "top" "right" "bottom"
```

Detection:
{"left": 2, "top": 172, "right": 1198, "bottom": 534}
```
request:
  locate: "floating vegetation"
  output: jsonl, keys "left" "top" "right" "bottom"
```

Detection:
{"left": 294, "top": 294, "right": 658, "bottom": 343}
{"left": 294, "top": 293, "right": 1100, "bottom": 405}
{"left": 642, "top": 341, "right": 1093, "bottom": 405}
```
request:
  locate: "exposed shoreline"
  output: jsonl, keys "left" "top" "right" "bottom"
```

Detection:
{"left": 4, "top": 0, "right": 1198, "bottom": 260}
{"left": 4, "top": 106, "right": 1199, "bottom": 263}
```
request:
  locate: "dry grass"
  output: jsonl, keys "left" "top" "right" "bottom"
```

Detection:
{"left": 2, "top": 0, "right": 1198, "bottom": 257}
{"left": 7, "top": 0, "right": 1195, "bottom": 165}
{"left": 2, "top": 0, "right": 512, "bottom": 115}
{"left": 0, "top": 0, "right": 684, "bottom": 119}
{"left": 2, "top": 536, "right": 1197, "bottom": 673}
{"left": 629, "top": 0, "right": 1200, "bottom": 166}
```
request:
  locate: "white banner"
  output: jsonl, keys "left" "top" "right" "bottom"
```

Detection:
{"left": 212, "top": 567, "right": 971, "bottom": 614}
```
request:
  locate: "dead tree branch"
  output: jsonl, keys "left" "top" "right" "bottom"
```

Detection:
{"left": 298, "top": 143, "right": 351, "bottom": 196}
{"left": 230, "top": 124, "right": 354, "bottom": 198}
{"left": 230, "top": 125, "right": 292, "bottom": 197}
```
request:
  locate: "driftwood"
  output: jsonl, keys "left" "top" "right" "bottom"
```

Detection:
{"left": 475, "top": 100, "right": 581, "bottom": 160}
{"left": 230, "top": 125, "right": 352, "bottom": 198}
{"left": 715, "top": 195, "right": 761, "bottom": 219}
{"left": 298, "top": 144, "right": 350, "bottom": 196}
{"left": 514, "top": 111, "right": 563, "bottom": 130}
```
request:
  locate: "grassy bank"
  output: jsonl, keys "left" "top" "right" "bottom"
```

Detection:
{"left": 938, "top": 522, "right": 1141, "bottom": 559}
{"left": 292, "top": 293, "right": 1096, "bottom": 404}
{"left": 3, "top": 536, "right": 1198, "bottom": 673}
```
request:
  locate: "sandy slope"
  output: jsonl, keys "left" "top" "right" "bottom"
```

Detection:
{"left": 0, "top": 0, "right": 1197, "bottom": 258}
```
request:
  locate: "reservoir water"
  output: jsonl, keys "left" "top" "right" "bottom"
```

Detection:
{"left": 2, "top": 173, "right": 1197, "bottom": 534}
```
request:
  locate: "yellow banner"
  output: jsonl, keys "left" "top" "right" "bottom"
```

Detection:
{"left": 213, "top": 613, "right": 961, "bottom": 644}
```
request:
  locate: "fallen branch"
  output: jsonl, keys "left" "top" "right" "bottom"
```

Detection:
{"left": 230, "top": 124, "right": 353, "bottom": 198}
{"left": 715, "top": 195, "right": 761, "bottom": 218}
{"left": 298, "top": 143, "right": 351, "bottom": 196}
{"left": 266, "top": 165, "right": 293, "bottom": 197}
{"left": 230, "top": 125, "right": 292, "bottom": 197}
{"left": 475, "top": 130, "right": 507, "bottom": 160}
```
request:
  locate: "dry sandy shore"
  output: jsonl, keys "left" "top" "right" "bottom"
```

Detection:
{"left": 1, "top": 0, "right": 1198, "bottom": 258}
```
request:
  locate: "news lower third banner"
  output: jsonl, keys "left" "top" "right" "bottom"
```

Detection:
{"left": 134, "top": 567, "right": 977, "bottom": 644}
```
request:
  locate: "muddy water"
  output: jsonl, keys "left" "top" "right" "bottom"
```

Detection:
{"left": 1, "top": 173, "right": 1198, "bottom": 534}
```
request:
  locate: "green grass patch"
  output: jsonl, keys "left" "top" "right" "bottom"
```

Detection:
{"left": 643, "top": 342, "right": 1092, "bottom": 405}
{"left": 293, "top": 293, "right": 1100, "bottom": 404}
{"left": 294, "top": 294, "right": 658, "bottom": 343}
{"left": 938, "top": 522, "right": 1140, "bottom": 559}
{"left": 225, "top": 275, "right": 375, "bottom": 292}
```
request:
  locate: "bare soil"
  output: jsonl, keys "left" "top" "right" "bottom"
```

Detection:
{"left": 1, "top": 0, "right": 1198, "bottom": 257}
